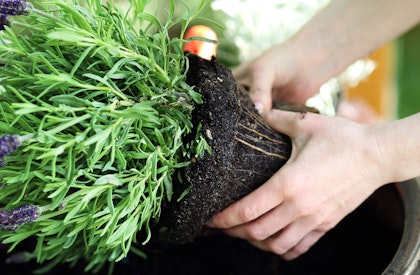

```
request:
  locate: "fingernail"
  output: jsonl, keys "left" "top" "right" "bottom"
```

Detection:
{"left": 254, "top": 102, "right": 264, "bottom": 114}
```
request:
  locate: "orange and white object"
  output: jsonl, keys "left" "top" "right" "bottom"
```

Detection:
{"left": 182, "top": 25, "right": 218, "bottom": 60}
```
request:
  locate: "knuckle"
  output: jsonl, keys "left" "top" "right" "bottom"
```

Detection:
{"left": 296, "top": 203, "right": 316, "bottom": 217}
{"left": 281, "top": 181, "right": 298, "bottom": 201}
{"left": 271, "top": 244, "right": 289, "bottom": 256}
{"left": 291, "top": 244, "right": 310, "bottom": 256}
{"left": 237, "top": 205, "right": 258, "bottom": 223}
{"left": 244, "top": 226, "right": 267, "bottom": 241}
{"left": 266, "top": 239, "right": 290, "bottom": 255}
{"left": 318, "top": 220, "right": 336, "bottom": 232}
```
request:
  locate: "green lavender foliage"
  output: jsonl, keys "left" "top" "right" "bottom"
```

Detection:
{"left": 0, "top": 0, "right": 209, "bottom": 272}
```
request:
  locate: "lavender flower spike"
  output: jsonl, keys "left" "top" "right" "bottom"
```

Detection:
{"left": 0, "top": 204, "right": 41, "bottom": 231}
{"left": 0, "top": 0, "right": 30, "bottom": 16}
{"left": 0, "top": 0, "right": 31, "bottom": 30}
{"left": 0, "top": 134, "right": 21, "bottom": 158}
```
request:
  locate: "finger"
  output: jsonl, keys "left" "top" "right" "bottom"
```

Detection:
{"left": 209, "top": 171, "right": 286, "bottom": 229}
{"left": 249, "top": 67, "right": 275, "bottom": 112}
{"left": 222, "top": 202, "right": 296, "bottom": 241}
{"left": 263, "top": 109, "right": 319, "bottom": 137}
{"left": 233, "top": 62, "right": 274, "bottom": 113}
{"left": 248, "top": 218, "right": 323, "bottom": 258}
{"left": 281, "top": 230, "right": 325, "bottom": 260}
{"left": 247, "top": 216, "right": 314, "bottom": 255}
{"left": 269, "top": 217, "right": 317, "bottom": 255}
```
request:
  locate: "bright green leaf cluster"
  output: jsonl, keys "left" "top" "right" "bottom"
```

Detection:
{"left": 0, "top": 0, "right": 208, "bottom": 272}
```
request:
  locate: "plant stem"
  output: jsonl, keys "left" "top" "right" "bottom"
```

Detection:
{"left": 115, "top": 46, "right": 171, "bottom": 84}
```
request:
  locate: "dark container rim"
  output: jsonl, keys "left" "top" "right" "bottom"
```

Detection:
{"left": 383, "top": 177, "right": 420, "bottom": 274}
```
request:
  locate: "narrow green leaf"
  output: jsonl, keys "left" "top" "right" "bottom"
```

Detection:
{"left": 47, "top": 30, "right": 95, "bottom": 45}
{"left": 93, "top": 175, "right": 122, "bottom": 186}
{"left": 49, "top": 95, "right": 91, "bottom": 108}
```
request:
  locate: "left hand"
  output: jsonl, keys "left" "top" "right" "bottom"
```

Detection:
{"left": 208, "top": 109, "right": 388, "bottom": 260}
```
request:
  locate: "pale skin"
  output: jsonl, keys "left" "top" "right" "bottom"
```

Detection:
{"left": 208, "top": 0, "right": 420, "bottom": 260}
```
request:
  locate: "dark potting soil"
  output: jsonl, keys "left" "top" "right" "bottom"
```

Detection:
{"left": 159, "top": 54, "right": 292, "bottom": 243}
{"left": 0, "top": 55, "right": 404, "bottom": 274}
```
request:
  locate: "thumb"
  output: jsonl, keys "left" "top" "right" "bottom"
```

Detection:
{"left": 262, "top": 109, "right": 303, "bottom": 137}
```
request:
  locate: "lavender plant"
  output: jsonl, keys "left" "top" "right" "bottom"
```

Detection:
{"left": 0, "top": 0, "right": 209, "bottom": 272}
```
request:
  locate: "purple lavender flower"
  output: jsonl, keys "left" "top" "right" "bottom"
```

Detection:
{"left": 0, "top": 0, "right": 30, "bottom": 16}
{"left": 0, "top": 13, "right": 8, "bottom": 29}
{"left": 0, "top": 204, "right": 40, "bottom": 231}
{"left": 0, "top": 134, "right": 21, "bottom": 158}
{"left": 0, "top": 0, "right": 31, "bottom": 30}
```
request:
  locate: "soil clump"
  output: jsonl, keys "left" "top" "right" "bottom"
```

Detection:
{"left": 159, "top": 54, "right": 292, "bottom": 243}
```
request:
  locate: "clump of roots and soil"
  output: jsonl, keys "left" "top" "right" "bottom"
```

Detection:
{"left": 158, "top": 54, "right": 293, "bottom": 243}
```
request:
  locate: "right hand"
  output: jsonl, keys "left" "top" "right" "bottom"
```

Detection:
{"left": 209, "top": 109, "right": 388, "bottom": 260}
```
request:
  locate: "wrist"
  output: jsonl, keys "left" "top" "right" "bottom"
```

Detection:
{"left": 364, "top": 124, "right": 396, "bottom": 188}
{"left": 368, "top": 114, "right": 420, "bottom": 184}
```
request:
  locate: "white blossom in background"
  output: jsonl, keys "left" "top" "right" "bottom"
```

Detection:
{"left": 211, "top": 0, "right": 330, "bottom": 61}
{"left": 211, "top": 0, "right": 376, "bottom": 116}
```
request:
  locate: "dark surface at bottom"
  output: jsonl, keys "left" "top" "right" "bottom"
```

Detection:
{"left": 1, "top": 184, "right": 403, "bottom": 275}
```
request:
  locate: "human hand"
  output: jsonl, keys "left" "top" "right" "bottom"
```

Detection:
{"left": 209, "top": 110, "right": 389, "bottom": 260}
{"left": 233, "top": 43, "right": 329, "bottom": 113}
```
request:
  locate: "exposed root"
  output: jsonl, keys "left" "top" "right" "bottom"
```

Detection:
{"left": 235, "top": 130, "right": 283, "bottom": 155}
{"left": 234, "top": 137, "right": 288, "bottom": 160}
{"left": 238, "top": 123, "right": 287, "bottom": 145}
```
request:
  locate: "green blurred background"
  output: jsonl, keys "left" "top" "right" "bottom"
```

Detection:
{"left": 397, "top": 25, "right": 420, "bottom": 118}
